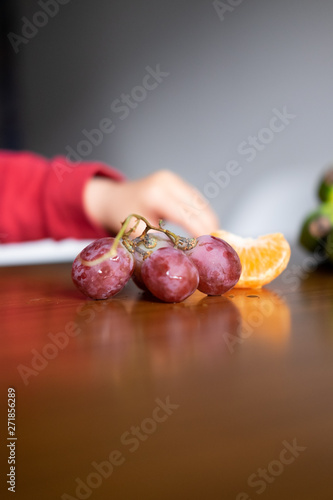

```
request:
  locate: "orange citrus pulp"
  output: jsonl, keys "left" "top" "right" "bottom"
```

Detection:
{"left": 211, "top": 230, "right": 291, "bottom": 288}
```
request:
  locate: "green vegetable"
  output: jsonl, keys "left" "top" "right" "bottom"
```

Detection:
{"left": 299, "top": 203, "right": 333, "bottom": 252}
{"left": 318, "top": 168, "right": 333, "bottom": 203}
{"left": 326, "top": 230, "right": 333, "bottom": 263}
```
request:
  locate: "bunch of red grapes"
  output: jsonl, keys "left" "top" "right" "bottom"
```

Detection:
{"left": 72, "top": 215, "right": 241, "bottom": 303}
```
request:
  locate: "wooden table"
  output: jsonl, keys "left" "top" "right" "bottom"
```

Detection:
{"left": 1, "top": 247, "right": 333, "bottom": 500}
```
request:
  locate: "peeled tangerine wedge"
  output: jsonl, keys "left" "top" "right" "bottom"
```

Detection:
{"left": 211, "top": 230, "right": 291, "bottom": 288}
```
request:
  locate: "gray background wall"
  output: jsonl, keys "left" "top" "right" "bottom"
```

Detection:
{"left": 11, "top": 0, "right": 333, "bottom": 242}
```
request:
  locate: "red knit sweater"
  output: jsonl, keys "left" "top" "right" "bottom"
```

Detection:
{"left": 0, "top": 151, "right": 124, "bottom": 243}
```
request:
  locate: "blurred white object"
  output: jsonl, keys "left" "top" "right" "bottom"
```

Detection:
{"left": 0, "top": 239, "right": 92, "bottom": 266}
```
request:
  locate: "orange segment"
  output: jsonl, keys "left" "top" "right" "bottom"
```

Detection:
{"left": 211, "top": 230, "right": 291, "bottom": 288}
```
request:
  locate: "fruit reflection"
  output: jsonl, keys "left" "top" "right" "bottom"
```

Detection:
{"left": 72, "top": 299, "right": 133, "bottom": 384}
{"left": 227, "top": 288, "right": 291, "bottom": 347}
{"left": 131, "top": 291, "right": 242, "bottom": 375}
{"left": 194, "top": 295, "right": 243, "bottom": 360}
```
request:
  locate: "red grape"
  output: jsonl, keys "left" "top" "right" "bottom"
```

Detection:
{"left": 72, "top": 237, "right": 134, "bottom": 299}
{"left": 132, "top": 232, "right": 172, "bottom": 290}
{"left": 141, "top": 247, "right": 199, "bottom": 302}
{"left": 186, "top": 235, "right": 241, "bottom": 295}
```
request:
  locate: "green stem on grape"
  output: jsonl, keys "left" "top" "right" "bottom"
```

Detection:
{"left": 79, "top": 214, "right": 137, "bottom": 267}
{"left": 122, "top": 214, "right": 180, "bottom": 245}
{"left": 109, "top": 214, "right": 136, "bottom": 257}
{"left": 79, "top": 213, "right": 197, "bottom": 267}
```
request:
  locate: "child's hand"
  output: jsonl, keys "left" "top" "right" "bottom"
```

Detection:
{"left": 84, "top": 170, "right": 219, "bottom": 237}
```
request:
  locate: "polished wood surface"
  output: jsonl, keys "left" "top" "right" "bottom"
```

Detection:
{"left": 1, "top": 247, "right": 333, "bottom": 500}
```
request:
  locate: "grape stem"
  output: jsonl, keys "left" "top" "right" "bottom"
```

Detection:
{"left": 110, "top": 214, "right": 183, "bottom": 257}
{"left": 79, "top": 214, "right": 135, "bottom": 267}
{"left": 80, "top": 214, "right": 196, "bottom": 267}
{"left": 109, "top": 214, "right": 137, "bottom": 257}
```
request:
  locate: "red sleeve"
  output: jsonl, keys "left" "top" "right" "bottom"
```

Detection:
{"left": 0, "top": 150, "right": 125, "bottom": 243}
